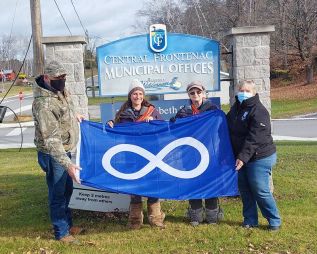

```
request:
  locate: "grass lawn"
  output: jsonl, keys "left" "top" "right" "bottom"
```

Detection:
{"left": 88, "top": 96, "right": 126, "bottom": 106}
{"left": 271, "top": 98, "right": 317, "bottom": 119}
{"left": 0, "top": 142, "right": 316, "bottom": 253}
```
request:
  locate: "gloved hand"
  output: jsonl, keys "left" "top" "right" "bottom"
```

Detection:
{"left": 170, "top": 117, "right": 176, "bottom": 123}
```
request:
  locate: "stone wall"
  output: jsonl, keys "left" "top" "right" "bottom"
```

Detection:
{"left": 42, "top": 36, "right": 88, "bottom": 118}
{"left": 226, "top": 26, "right": 275, "bottom": 112}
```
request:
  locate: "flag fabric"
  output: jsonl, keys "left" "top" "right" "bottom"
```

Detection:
{"left": 77, "top": 110, "right": 238, "bottom": 200}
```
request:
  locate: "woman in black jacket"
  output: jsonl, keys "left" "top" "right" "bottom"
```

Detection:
{"left": 226, "top": 80, "right": 281, "bottom": 230}
{"left": 172, "top": 81, "right": 224, "bottom": 226}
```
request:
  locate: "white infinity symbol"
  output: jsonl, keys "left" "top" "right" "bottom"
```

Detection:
{"left": 101, "top": 137, "right": 210, "bottom": 180}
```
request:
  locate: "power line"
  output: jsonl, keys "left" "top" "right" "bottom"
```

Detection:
{"left": 5, "top": 0, "right": 20, "bottom": 69}
{"left": 70, "top": 0, "right": 87, "bottom": 36}
{"left": 53, "top": 0, "right": 72, "bottom": 35}
{"left": 9, "top": 0, "right": 19, "bottom": 43}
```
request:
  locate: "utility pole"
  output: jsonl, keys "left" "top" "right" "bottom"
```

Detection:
{"left": 30, "top": 0, "right": 44, "bottom": 76}
{"left": 84, "top": 30, "right": 96, "bottom": 98}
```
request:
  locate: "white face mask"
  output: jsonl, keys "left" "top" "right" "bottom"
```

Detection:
{"left": 237, "top": 92, "right": 253, "bottom": 103}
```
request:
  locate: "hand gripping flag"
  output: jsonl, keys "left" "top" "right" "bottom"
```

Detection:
{"left": 77, "top": 110, "right": 238, "bottom": 200}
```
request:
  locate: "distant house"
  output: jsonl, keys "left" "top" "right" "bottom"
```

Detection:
{"left": 0, "top": 70, "right": 16, "bottom": 81}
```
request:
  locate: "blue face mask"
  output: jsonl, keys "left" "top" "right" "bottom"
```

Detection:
{"left": 237, "top": 92, "right": 253, "bottom": 103}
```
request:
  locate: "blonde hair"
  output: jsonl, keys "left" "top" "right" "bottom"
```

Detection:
{"left": 238, "top": 80, "right": 256, "bottom": 95}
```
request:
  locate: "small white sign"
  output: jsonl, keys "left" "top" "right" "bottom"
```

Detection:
{"left": 69, "top": 183, "right": 130, "bottom": 212}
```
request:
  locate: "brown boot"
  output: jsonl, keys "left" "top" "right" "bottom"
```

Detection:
{"left": 69, "top": 226, "right": 85, "bottom": 235}
{"left": 147, "top": 202, "right": 166, "bottom": 228}
{"left": 127, "top": 203, "right": 144, "bottom": 230}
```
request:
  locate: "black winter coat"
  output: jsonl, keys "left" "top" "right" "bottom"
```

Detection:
{"left": 226, "top": 94, "right": 276, "bottom": 164}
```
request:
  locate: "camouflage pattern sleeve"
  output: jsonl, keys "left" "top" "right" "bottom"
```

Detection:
{"left": 34, "top": 106, "right": 73, "bottom": 170}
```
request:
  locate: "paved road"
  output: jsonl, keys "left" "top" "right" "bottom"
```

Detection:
{"left": 0, "top": 122, "right": 34, "bottom": 149}
{"left": 272, "top": 119, "right": 317, "bottom": 140}
{"left": 0, "top": 94, "right": 33, "bottom": 148}
{"left": 1, "top": 93, "right": 33, "bottom": 121}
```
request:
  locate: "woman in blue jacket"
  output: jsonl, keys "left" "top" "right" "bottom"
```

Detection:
{"left": 226, "top": 80, "right": 281, "bottom": 230}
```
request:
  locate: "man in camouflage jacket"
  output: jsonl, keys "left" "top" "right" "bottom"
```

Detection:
{"left": 32, "top": 61, "right": 83, "bottom": 243}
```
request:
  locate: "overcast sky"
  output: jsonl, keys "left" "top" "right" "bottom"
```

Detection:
{"left": 0, "top": 0, "right": 147, "bottom": 46}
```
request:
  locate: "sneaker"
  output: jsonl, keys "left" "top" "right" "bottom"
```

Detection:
{"left": 69, "top": 226, "right": 85, "bottom": 235}
{"left": 205, "top": 207, "right": 224, "bottom": 224}
{"left": 186, "top": 208, "right": 204, "bottom": 226}
{"left": 59, "top": 235, "right": 81, "bottom": 245}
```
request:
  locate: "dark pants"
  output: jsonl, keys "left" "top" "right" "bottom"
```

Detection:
{"left": 189, "top": 198, "right": 219, "bottom": 210}
{"left": 130, "top": 195, "right": 158, "bottom": 204}
{"left": 38, "top": 151, "right": 73, "bottom": 240}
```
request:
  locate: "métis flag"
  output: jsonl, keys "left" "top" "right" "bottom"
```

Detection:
{"left": 77, "top": 110, "right": 238, "bottom": 200}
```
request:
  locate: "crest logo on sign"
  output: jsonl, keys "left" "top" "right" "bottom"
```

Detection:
{"left": 149, "top": 24, "right": 167, "bottom": 53}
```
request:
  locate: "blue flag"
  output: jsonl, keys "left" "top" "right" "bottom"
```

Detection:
{"left": 78, "top": 110, "right": 238, "bottom": 200}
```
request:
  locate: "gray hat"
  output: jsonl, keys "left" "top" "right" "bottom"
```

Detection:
{"left": 44, "top": 61, "right": 67, "bottom": 77}
{"left": 186, "top": 81, "right": 205, "bottom": 92}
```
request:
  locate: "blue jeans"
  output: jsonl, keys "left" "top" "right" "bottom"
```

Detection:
{"left": 238, "top": 153, "right": 281, "bottom": 227}
{"left": 38, "top": 151, "right": 73, "bottom": 240}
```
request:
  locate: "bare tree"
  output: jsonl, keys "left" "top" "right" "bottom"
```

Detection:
{"left": 0, "top": 35, "right": 17, "bottom": 69}
{"left": 286, "top": 0, "right": 317, "bottom": 83}
{"left": 137, "top": 0, "right": 186, "bottom": 33}
{"left": 137, "top": 0, "right": 317, "bottom": 83}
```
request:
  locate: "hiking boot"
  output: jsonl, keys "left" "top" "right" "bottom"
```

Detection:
{"left": 147, "top": 202, "right": 166, "bottom": 229}
{"left": 186, "top": 208, "right": 204, "bottom": 226}
{"left": 69, "top": 226, "right": 85, "bottom": 235}
{"left": 59, "top": 235, "right": 81, "bottom": 245}
{"left": 205, "top": 207, "right": 224, "bottom": 224}
{"left": 127, "top": 203, "right": 144, "bottom": 230}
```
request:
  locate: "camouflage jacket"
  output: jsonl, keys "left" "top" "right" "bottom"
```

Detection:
{"left": 32, "top": 75, "right": 79, "bottom": 170}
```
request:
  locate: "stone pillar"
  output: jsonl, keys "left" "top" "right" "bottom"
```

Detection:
{"left": 226, "top": 26, "right": 275, "bottom": 112}
{"left": 42, "top": 36, "right": 88, "bottom": 118}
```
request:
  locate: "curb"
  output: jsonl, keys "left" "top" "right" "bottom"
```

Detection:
{"left": 272, "top": 118, "right": 317, "bottom": 121}
{"left": 272, "top": 135, "right": 317, "bottom": 141}
{"left": 0, "top": 143, "right": 36, "bottom": 149}
{"left": 0, "top": 121, "right": 34, "bottom": 128}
